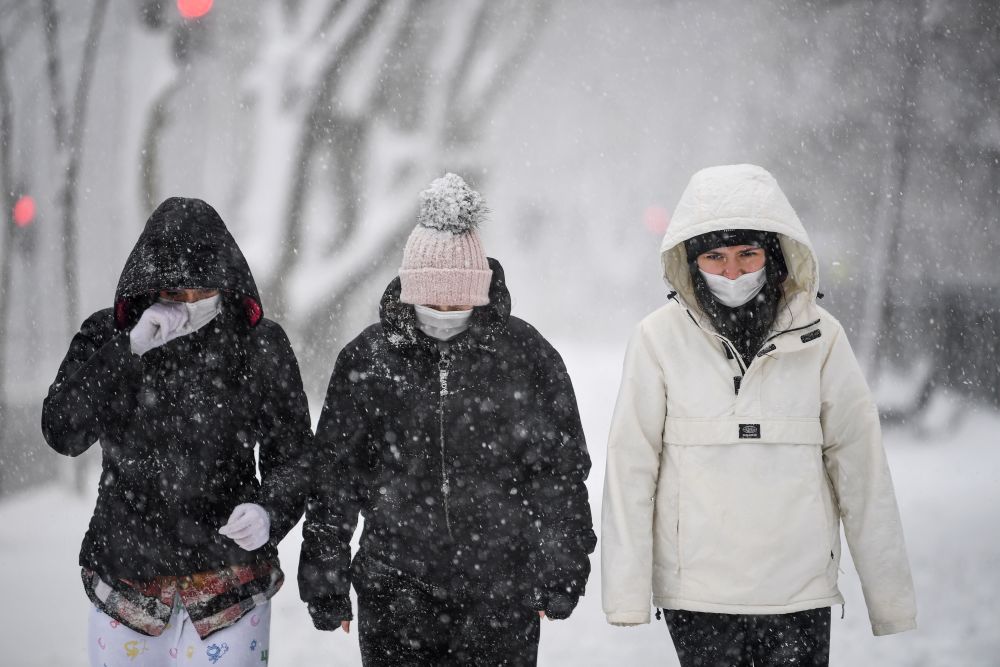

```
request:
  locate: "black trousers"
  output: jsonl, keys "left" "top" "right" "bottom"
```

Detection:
{"left": 662, "top": 607, "right": 831, "bottom": 667}
{"left": 356, "top": 570, "right": 540, "bottom": 667}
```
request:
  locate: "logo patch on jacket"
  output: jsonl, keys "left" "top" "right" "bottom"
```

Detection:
{"left": 801, "top": 330, "right": 821, "bottom": 343}
{"left": 739, "top": 424, "right": 761, "bottom": 439}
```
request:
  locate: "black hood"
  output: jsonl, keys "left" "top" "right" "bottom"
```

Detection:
{"left": 378, "top": 257, "right": 511, "bottom": 347}
{"left": 113, "top": 197, "right": 263, "bottom": 330}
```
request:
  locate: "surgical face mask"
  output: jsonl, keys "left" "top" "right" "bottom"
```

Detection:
{"left": 414, "top": 305, "right": 473, "bottom": 341}
{"left": 158, "top": 294, "right": 222, "bottom": 334}
{"left": 699, "top": 267, "right": 766, "bottom": 308}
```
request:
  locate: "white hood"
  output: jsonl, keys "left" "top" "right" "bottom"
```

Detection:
{"left": 660, "top": 164, "right": 819, "bottom": 318}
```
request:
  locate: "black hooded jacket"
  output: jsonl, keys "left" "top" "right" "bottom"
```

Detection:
{"left": 299, "top": 259, "right": 596, "bottom": 627}
{"left": 41, "top": 197, "right": 312, "bottom": 580}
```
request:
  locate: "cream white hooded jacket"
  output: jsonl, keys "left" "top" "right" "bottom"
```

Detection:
{"left": 602, "top": 164, "right": 916, "bottom": 636}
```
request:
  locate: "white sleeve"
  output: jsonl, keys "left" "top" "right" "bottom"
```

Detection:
{"left": 820, "top": 320, "right": 917, "bottom": 636}
{"left": 602, "top": 322, "right": 667, "bottom": 625}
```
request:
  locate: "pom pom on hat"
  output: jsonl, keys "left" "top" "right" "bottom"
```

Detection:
{"left": 417, "top": 172, "right": 488, "bottom": 234}
{"left": 399, "top": 173, "right": 492, "bottom": 306}
{"left": 417, "top": 173, "right": 487, "bottom": 234}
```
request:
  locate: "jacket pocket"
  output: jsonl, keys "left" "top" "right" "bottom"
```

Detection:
{"left": 652, "top": 446, "right": 682, "bottom": 598}
{"left": 674, "top": 441, "right": 834, "bottom": 606}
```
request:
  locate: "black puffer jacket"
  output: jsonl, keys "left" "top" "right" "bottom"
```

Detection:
{"left": 299, "top": 259, "right": 596, "bottom": 627}
{"left": 41, "top": 197, "right": 312, "bottom": 580}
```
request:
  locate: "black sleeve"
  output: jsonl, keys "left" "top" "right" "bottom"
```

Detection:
{"left": 525, "top": 334, "right": 597, "bottom": 620}
{"left": 254, "top": 322, "right": 314, "bottom": 544}
{"left": 41, "top": 310, "right": 141, "bottom": 457}
{"left": 298, "top": 338, "right": 373, "bottom": 630}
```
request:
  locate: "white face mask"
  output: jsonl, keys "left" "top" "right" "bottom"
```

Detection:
{"left": 413, "top": 305, "right": 473, "bottom": 341}
{"left": 699, "top": 267, "right": 767, "bottom": 308}
{"left": 157, "top": 294, "right": 222, "bottom": 334}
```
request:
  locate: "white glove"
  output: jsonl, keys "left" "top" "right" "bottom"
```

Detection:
{"left": 129, "top": 302, "right": 189, "bottom": 356}
{"left": 219, "top": 503, "right": 270, "bottom": 551}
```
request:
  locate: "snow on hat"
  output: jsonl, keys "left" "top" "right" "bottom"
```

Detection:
{"left": 399, "top": 173, "right": 492, "bottom": 306}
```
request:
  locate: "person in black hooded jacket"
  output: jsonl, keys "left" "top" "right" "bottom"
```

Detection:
{"left": 42, "top": 197, "right": 312, "bottom": 666}
{"left": 299, "top": 174, "right": 596, "bottom": 666}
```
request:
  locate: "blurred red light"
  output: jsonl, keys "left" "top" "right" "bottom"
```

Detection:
{"left": 177, "top": 0, "right": 213, "bottom": 20}
{"left": 642, "top": 206, "right": 670, "bottom": 235}
{"left": 13, "top": 195, "right": 35, "bottom": 227}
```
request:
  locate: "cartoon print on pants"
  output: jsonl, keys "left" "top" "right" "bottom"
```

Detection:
{"left": 206, "top": 642, "right": 229, "bottom": 664}
{"left": 124, "top": 640, "right": 148, "bottom": 660}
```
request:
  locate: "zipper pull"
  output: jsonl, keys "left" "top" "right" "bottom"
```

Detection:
{"left": 438, "top": 353, "right": 450, "bottom": 396}
{"left": 756, "top": 343, "right": 777, "bottom": 358}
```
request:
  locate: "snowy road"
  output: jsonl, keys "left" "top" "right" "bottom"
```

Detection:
{"left": 2, "top": 342, "right": 998, "bottom": 665}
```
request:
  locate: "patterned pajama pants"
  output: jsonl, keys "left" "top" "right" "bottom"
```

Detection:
{"left": 88, "top": 601, "right": 271, "bottom": 667}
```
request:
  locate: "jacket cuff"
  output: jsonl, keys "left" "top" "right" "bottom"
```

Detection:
{"left": 104, "top": 332, "right": 143, "bottom": 366}
{"left": 258, "top": 500, "right": 294, "bottom": 545}
{"left": 872, "top": 618, "right": 917, "bottom": 636}
{"left": 307, "top": 596, "right": 353, "bottom": 630}
{"left": 606, "top": 610, "right": 650, "bottom": 626}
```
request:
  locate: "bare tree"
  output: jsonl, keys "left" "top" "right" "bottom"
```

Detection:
{"left": 0, "top": 0, "right": 40, "bottom": 492}
{"left": 39, "top": 0, "right": 111, "bottom": 337}
{"left": 855, "top": 0, "right": 926, "bottom": 376}
{"left": 226, "top": 0, "right": 548, "bottom": 386}
{"left": 0, "top": 19, "right": 16, "bottom": 492}
{"left": 29, "top": 0, "right": 111, "bottom": 493}
{"left": 134, "top": 0, "right": 214, "bottom": 211}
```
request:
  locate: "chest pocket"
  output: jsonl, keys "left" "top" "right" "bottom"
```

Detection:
{"left": 758, "top": 332, "right": 825, "bottom": 419}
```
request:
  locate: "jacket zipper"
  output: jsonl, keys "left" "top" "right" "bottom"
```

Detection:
{"left": 715, "top": 318, "right": 820, "bottom": 374}
{"left": 764, "top": 318, "right": 822, "bottom": 344}
{"left": 682, "top": 299, "right": 821, "bottom": 392}
{"left": 717, "top": 336, "right": 746, "bottom": 374}
{"left": 731, "top": 318, "right": 823, "bottom": 393}
{"left": 682, "top": 305, "right": 747, "bottom": 374}
{"left": 437, "top": 350, "right": 454, "bottom": 540}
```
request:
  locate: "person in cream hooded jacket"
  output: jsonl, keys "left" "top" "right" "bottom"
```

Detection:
{"left": 602, "top": 165, "right": 916, "bottom": 651}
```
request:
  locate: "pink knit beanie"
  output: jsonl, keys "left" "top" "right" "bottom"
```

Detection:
{"left": 399, "top": 173, "right": 492, "bottom": 306}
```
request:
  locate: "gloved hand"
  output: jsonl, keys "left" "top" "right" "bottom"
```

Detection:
{"left": 307, "top": 596, "right": 353, "bottom": 633}
{"left": 129, "top": 302, "right": 189, "bottom": 356}
{"left": 542, "top": 591, "right": 578, "bottom": 620}
{"left": 219, "top": 503, "right": 270, "bottom": 551}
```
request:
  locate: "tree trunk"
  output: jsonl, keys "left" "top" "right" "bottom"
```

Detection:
{"left": 38, "top": 0, "right": 111, "bottom": 494}
{"left": 857, "top": 1, "right": 924, "bottom": 376}
{"left": 40, "top": 0, "right": 110, "bottom": 340}
{"left": 0, "top": 30, "right": 16, "bottom": 495}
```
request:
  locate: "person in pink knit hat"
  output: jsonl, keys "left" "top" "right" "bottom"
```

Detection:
{"left": 300, "top": 173, "right": 597, "bottom": 666}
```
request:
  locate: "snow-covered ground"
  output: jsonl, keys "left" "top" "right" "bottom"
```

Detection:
{"left": 2, "top": 342, "right": 999, "bottom": 665}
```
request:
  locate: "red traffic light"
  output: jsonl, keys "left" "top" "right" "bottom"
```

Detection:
{"left": 12, "top": 195, "right": 35, "bottom": 227}
{"left": 177, "top": 0, "right": 213, "bottom": 20}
